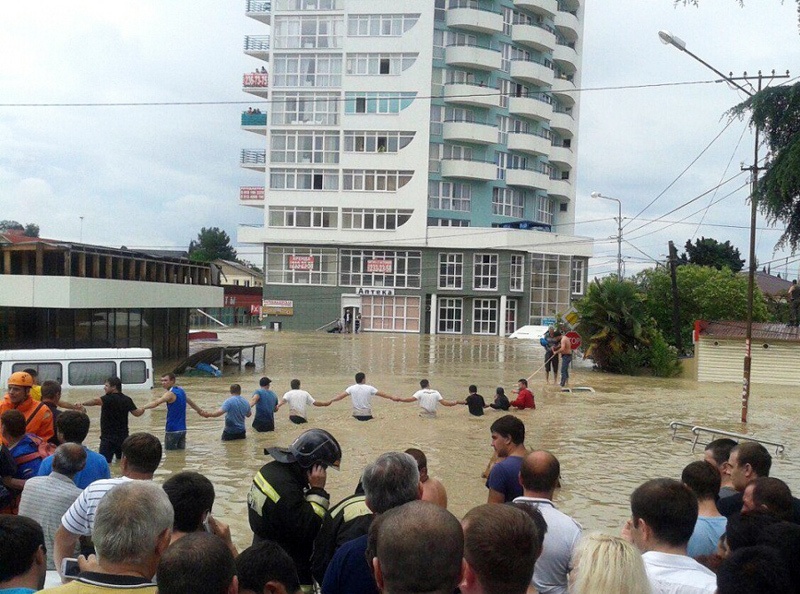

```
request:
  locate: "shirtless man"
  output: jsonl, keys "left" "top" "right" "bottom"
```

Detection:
{"left": 405, "top": 448, "right": 448, "bottom": 508}
{"left": 552, "top": 333, "right": 573, "bottom": 388}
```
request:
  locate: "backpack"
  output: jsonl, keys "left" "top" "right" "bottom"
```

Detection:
{"left": 12, "top": 433, "right": 56, "bottom": 479}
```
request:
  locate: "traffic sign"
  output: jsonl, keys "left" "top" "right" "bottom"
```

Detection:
{"left": 566, "top": 331, "right": 582, "bottom": 349}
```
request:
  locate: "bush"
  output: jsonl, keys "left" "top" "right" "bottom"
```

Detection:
{"left": 646, "top": 330, "right": 682, "bottom": 377}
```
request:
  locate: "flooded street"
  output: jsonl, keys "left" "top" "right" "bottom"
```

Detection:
{"left": 64, "top": 329, "right": 800, "bottom": 551}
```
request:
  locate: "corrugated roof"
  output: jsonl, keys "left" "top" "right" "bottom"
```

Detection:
{"left": 751, "top": 271, "right": 793, "bottom": 297}
{"left": 699, "top": 320, "right": 800, "bottom": 342}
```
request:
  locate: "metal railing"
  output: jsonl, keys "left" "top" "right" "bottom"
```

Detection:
{"left": 244, "top": 35, "right": 271, "bottom": 51}
{"left": 448, "top": 0, "right": 502, "bottom": 14}
{"left": 240, "top": 149, "right": 267, "bottom": 165}
{"left": 669, "top": 421, "right": 786, "bottom": 455}
{"left": 246, "top": 0, "right": 271, "bottom": 13}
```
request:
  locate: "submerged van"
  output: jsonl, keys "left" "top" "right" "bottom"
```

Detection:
{"left": 0, "top": 348, "right": 154, "bottom": 392}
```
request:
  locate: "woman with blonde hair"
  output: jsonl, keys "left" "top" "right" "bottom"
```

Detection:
{"left": 570, "top": 532, "right": 652, "bottom": 594}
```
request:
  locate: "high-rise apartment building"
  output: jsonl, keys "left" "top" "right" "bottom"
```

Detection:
{"left": 239, "top": 0, "right": 591, "bottom": 335}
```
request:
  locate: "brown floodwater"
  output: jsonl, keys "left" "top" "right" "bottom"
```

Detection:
{"left": 62, "top": 329, "right": 800, "bottom": 552}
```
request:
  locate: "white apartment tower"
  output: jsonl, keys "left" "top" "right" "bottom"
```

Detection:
{"left": 239, "top": 0, "right": 591, "bottom": 335}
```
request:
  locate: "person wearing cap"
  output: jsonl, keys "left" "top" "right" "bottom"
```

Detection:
{"left": 0, "top": 371, "right": 53, "bottom": 445}
{"left": 249, "top": 377, "right": 279, "bottom": 432}
{"left": 248, "top": 429, "right": 342, "bottom": 592}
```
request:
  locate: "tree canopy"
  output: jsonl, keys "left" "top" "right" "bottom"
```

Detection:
{"left": 679, "top": 237, "right": 744, "bottom": 272}
{"left": 0, "top": 220, "right": 40, "bottom": 237}
{"left": 188, "top": 227, "right": 237, "bottom": 262}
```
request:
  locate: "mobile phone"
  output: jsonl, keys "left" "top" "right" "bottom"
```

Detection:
{"left": 61, "top": 557, "right": 80, "bottom": 580}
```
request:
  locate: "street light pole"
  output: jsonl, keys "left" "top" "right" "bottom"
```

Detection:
{"left": 591, "top": 191, "right": 623, "bottom": 281}
{"left": 658, "top": 30, "right": 788, "bottom": 423}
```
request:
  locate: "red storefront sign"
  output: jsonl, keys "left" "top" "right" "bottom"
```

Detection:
{"left": 289, "top": 255, "right": 315, "bottom": 270}
{"left": 366, "top": 259, "right": 393, "bottom": 273}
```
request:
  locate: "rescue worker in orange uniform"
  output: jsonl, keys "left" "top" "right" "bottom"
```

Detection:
{"left": 0, "top": 372, "right": 54, "bottom": 445}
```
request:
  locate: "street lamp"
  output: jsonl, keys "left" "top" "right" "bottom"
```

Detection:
{"left": 590, "top": 191, "right": 623, "bottom": 281}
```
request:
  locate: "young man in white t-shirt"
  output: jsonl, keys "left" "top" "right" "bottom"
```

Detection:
{"left": 396, "top": 379, "right": 462, "bottom": 418}
{"left": 329, "top": 372, "right": 396, "bottom": 420}
{"left": 277, "top": 379, "right": 331, "bottom": 424}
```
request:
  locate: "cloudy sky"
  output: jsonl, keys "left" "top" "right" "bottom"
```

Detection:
{"left": 1, "top": 1, "right": 798, "bottom": 277}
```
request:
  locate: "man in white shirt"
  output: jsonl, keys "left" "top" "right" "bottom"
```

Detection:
{"left": 329, "top": 372, "right": 396, "bottom": 421}
{"left": 277, "top": 379, "right": 330, "bottom": 424}
{"left": 625, "top": 478, "right": 717, "bottom": 594}
{"left": 395, "top": 379, "right": 461, "bottom": 418}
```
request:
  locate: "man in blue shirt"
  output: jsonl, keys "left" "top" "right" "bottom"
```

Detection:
{"left": 202, "top": 384, "right": 252, "bottom": 441}
{"left": 140, "top": 373, "right": 204, "bottom": 450}
{"left": 486, "top": 415, "right": 527, "bottom": 503}
{"left": 249, "top": 377, "right": 278, "bottom": 432}
{"left": 37, "top": 411, "right": 110, "bottom": 489}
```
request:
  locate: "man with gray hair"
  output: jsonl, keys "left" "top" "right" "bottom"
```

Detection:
{"left": 322, "top": 451, "right": 421, "bottom": 594}
{"left": 44, "top": 481, "right": 173, "bottom": 593}
{"left": 19, "top": 443, "right": 86, "bottom": 570}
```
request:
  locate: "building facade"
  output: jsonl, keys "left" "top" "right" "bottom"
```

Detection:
{"left": 239, "top": 0, "right": 591, "bottom": 334}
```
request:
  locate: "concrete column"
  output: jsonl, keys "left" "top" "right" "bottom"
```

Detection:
{"left": 499, "top": 295, "right": 507, "bottom": 336}
{"left": 429, "top": 293, "right": 437, "bottom": 335}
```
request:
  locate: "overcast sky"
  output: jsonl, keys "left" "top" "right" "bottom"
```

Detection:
{"left": 1, "top": 1, "right": 798, "bottom": 277}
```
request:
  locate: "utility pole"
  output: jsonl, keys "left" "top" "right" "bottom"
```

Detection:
{"left": 668, "top": 241, "right": 683, "bottom": 353}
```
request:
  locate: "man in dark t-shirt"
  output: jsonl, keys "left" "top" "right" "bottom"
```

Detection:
{"left": 464, "top": 385, "right": 486, "bottom": 417}
{"left": 82, "top": 376, "right": 144, "bottom": 463}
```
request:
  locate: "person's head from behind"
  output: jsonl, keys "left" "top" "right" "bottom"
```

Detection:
{"left": 92, "top": 481, "right": 173, "bottom": 579}
{"left": 743, "top": 477, "right": 793, "bottom": 520}
{"left": 468, "top": 385, "right": 477, "bottom": 394}
{"left": 461, "top": 504, "right": 539, "bottom": 594}
{"left": 236, "top": 540, "right": 302, "bottom": 594}
{"left": 162, "top": 471, "right": 216, "bottom": 534}
{"left": 723, "top": 511, "right": 780, "bottom": 552}
{"left": 0, "top": 410, "right": 25, "bottom": 443}
{"left": 729, "top": 442, "right": 772, "bottom": 491}
{"left": 519, "top": 450, "right": 560, "bottom": 497}
{"left": 156, "top": 532, "right": 237, "bottom": 594}
{"left": 0, "top": 515, "right": 46, "bottom": 591}
{"left": 259, "top": 377, "right": 271, "bottom": 388}
{"left": 511, "top": 502, "right": 547, "bottom": 556}
{"left": 41, "top": 380, "right": 62, "bottom": 403}
{"left": 362, "top": 451, "right": 420, "bottom": 514}
{"left": 105, "top": 376, "right": 122, "bottom": 394}
{"left": 717, "top": 545, "right": 791, "bottom": 594}
{"left": 290, "top": 379, "right": 301, "bottom": 390}
{"left": 230, "top": 384, "right": 241, "bottom": 395}
{"left": 569, "top": 532, "right": 650, "bottom": 594}
{"left": 490, "top": 415, "right": 525, "bottom": 456}
{"left": 121, "top": 432, "right": 163, "bottom": 476}
{"left": 758, "top": 522, "right": 800, "bottom": 593}
{"left": 52, "top": 443, "right": 87, "bottom": 478}
{"left": 355, "top": 372, "right": 366, "bottom": 384}
{"left": 629, "top": 478, "right": 697, "bottom": 552}
{"left": 404, "top": 448, "right": 428, "bottom": 482}
{"left": 56, "top": 410, "right": 91, "bottom": 444}
{"left": 495, "top": 387, "right": 505, "bottom": 397}
{"left": 419, "top": 379, "right": 430, "bottom": 389}
{"left": 682, "top": 460, "right": 721, "bottom": 502}
{"left": 23, "top": 368, "right": 38, "bottom": 384}
{"left": 370, "top": 501, "right": 464, "bottom": 594}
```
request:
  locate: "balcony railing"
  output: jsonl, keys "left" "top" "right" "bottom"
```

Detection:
{"left": 241, "top": 112, "right": 267, "bottom": 126}
{"left": 246, "top": 0, "right": 271, "bottom": 12}
{"left": 240, "top": 149, "right": 267, "bottom": 165}
{"left": 243, "top": 73, "right": 269, "bottom": 87}
{"left": 448, "top": 0, "right": 502, "bottom": 13}
{"left": 244, "top": 35, "right": 271, "bottom": 51}
{"left": 240, "top": 187, "right": 265, "bottom": 201}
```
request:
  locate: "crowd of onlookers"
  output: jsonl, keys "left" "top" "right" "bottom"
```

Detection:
{"left": 1, "top": 370, "right": 799, "bottom": 593}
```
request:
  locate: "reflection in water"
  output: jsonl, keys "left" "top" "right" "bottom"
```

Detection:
{"left": 63, "top": 329, "right": 800, "bottom": 551}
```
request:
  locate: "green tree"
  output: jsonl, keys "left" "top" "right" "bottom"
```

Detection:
{"left": 679, "top": 237, "right": 744, "bottom": 272}
{"left": 188, "top": 227, "right": 237, "bottom": 262}
{"left": 637, "top": 264, "right": 769, "bottom": 349}
{"left": 0, "top": 220, "right": 24, "bottom": 232}
{"left": 23, "top": 223, "right": 39, "bottom": 238}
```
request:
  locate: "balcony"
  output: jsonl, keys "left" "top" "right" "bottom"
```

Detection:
{"left": 553, "top": 42, "right": 578, "bottom": 73}
{"left": 441, "top": 157, "right": 496, "bottom": 181}
{"left": 446, "top": 5, "right": 503, "bottom": 35}
{"left": 548, "top": 177, "right": 572, "bottom": 200}
{"left": 445, "top": 43, "right": 501, "bottom": 72}
{"left": 514, "top": 0, "right": 558, "bottom": 17}
{"left": 507, "top": 131, "right": 551, "bottom": 156}
{"left": 245, "top": 0, "right": 271, "bottom": 25}
{"left": 508, "top": 94, "right": 552, "bottom": 122}
{"left": 240, "top": 149, "right": 267, "bottom": 171}
{"left": 443, "top": 82, "right": 501, "bottom": 109}
{"left": 506, "top": 167, "right": 549, "bottom": 191}
{"left": 548, "top": 144, "right": 574, "bottom": 169}
{"left": 241, "top": 111, "right": 267, "bottom": 135}
{"left": 240, "top": 186, "right": 265, "bottom": 208}
{"left": 554, "top": 10, "right": 579, "bottom": 41}
{"left": 244, "top": 35, "right": 271, "bottom": 60}
{"left": 552, "top": 74, "right": 576, "bottom": 106}
{"left": 243, "top": 72, "right": 269, "bottom": 98}
{"left": 443, "top": 120, "right": 498, "bottom": 145}
{"left": 510, "top": 59, "right": 554, "bottom": 87}
{"left": 512, "top": 24, "right": 556, "bottom": 53}
{"left": 549, "top": 109, "right": 575, "bottom": 136}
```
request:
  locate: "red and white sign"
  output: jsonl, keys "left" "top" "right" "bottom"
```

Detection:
{"left": 289, "top": 255, "right": 315, "bottom": 270}
{"left": 366, "top": 259, "right": 393, "bottom": 273}
{"left": 566, "top": 331, "right": 582, "bottom": 350}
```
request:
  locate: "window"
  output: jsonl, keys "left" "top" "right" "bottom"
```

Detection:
{"left": 510, "top": 254, "right": 525, "bottom": 292}
{"left": 535, "top": 195, "right": 554, "bottom": 225}
{"left": 266, "top": 247, "right": 338, "bottom": 285}
{"left": 505, "top": 299, "right": 518, "bottom": 335}
{"left": 272, "top": 54, "right": 343, "bottom": 87}
{"left": 473, "top": 253, "right": 498, "bottom": 290}
{"left": 443, "top": 144, "right": 473, "bottom": 161}
{"left": 269, "top": 169, "right": 338, "bottom": 190}
{"left": 492, "top": 188, "right": 525, "bottom": 218}
{"left": 496, "top": 151, "right": 508, "bottom": 181}
{"left": 427, "top": 217, "right": 470, "bottom": 227}
{"left": 500, "top": 42, "right": 512, "bottom": 72}
{"left": 431, "top": 67, "right": 444, "bottom": 97}
{"left": 271, "top": 131, "right": 340, "bottom": 164}
{"left": 343, "top": 131, "right": 414, "bottom": 153}
{"left": 275, "top": 0, "right": 342, "bottom": 9}
{"left": 68, "top": 361, "right": 116, "bottom": 387}
{"left": 342, "top": 170, "right": 413, "bottom": 192}
{"left": 444, "top": 106, "right": 477, "bottom": 122}
{"left": 361, "top": 296, "right": 421, "bottom": 333}
{"left": 433, "top": 30, "right": 445, "bottom": 60}
{"left": 271, "top": 92, "right": 339, "bottom": 125}
{"left": 438, "top": 298, "right": 463, "bottom": 334}
{"left": 429, "top": 143, "right": 442, "bottom": 173}
{"left": 342, "top": 208, "right": 413, "bottom": 230}
{"left": 273, "top": 16, "right": 343, "bottom": 49}
{"left": 269, "top": 206, "right": 338, "bottom": 228}
{"left": 499, "top": 78, "right": 512, "bottom": 108}
{"left": 12, "top": 362, "right": 62, "bottom": 383}
{"left": 430, "top": 106, "right": 443, "bottom": 137}
{"left": 428, "top": 181, "right": 471, "bottom": 212}
{"left": 344, "top": 92, "right": 416, "bottom": 114}
{"left": 473, "top": 299, "right": 499, "bottom": 335}
{"left": 346, "top": 54, "right": 418, "bottom": 75}
{"left": 502, "top": 6, "right": 513, "bottom": 35}
{"left": 438, "top": 253, "right": 463, "bottom": 289}
{"left": 120, "top": 361, "right": 147, "bottom": 385}
{"left": 347, "top": 14, "right": 419, "bottom": 36}
{"left": 497, "top": 115, "right": 509, "bottom": 145}
{"left": 340, "top": 250, "right": 421, "bottom": 288}
{"left": 530, "top": 254, "right": 571, "bottom": 324}
{"left": 571, "top": 258, "right": 585, "bottom": 295}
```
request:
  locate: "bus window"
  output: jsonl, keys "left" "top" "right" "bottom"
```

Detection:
{"left": 120, "top": 361, "right": 147, "bottom": 385}
{"left": 12, "top": 363, "right": 63, "bottom": 384}
{"left": 68, "top": 361, "right": 116, "bottom": 386}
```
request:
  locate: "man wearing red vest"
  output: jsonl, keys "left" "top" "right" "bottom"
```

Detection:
{"left": 0, "top": 371, "right": 54, "bottom": 445}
